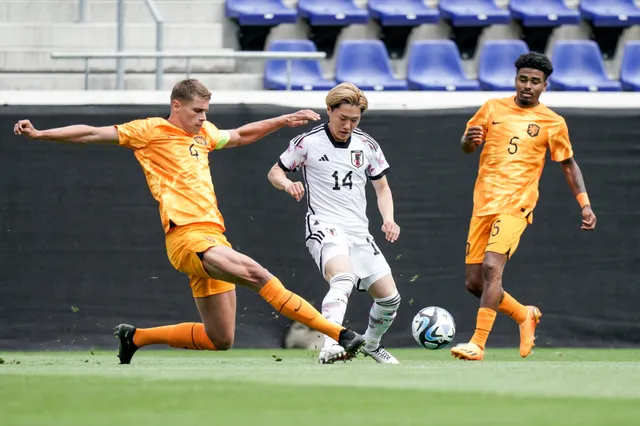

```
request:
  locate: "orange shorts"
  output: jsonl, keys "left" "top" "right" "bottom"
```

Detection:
{"left": 165, "top": 222, "right": 236, "bottom": 298}
{"left": 465, "top": 214, "right": 529, "bottom": 264}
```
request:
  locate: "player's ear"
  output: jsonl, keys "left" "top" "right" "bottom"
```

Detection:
{"left": 326, "top": 106, "right": 332, "bottom": 117}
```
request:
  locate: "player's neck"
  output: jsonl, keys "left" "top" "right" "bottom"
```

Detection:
{"left": 166, "top": 115, "right": 189, "bottom": 133}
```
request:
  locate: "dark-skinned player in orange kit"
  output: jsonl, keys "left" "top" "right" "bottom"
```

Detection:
{"left": 450, "top": 53, "right": 597, "bottom": 361}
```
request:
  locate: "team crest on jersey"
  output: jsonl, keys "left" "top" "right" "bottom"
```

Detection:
{"left": 527, "top": 124, "right": 540, "bottom": 137}
{"left": 326, "top": 228, "right": 337, "bottom": 236}
{"left": 351, "top": 150, "right": 364, "bottom": 168}
{"left": 193, "top": 136, "right": 208, "bottom": 146}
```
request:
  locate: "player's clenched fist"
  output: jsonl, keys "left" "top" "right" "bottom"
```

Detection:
{"left": 284, "top": 110, "right": 321, "bottom": 128}
{"left": 14, "top": 119, "right": 40, "bottom": 138}
{"left": 463, "top": 126, "right": 484, "bottom": 145}
{"left": 285, "top": 181, "right": 305, "bottom": 202}
{"left": 382, "top": 221, "right": 400, "bottom": 243}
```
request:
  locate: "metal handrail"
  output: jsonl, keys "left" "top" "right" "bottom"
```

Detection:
{"left": 51, "top": 51, "right": 328, "bottom": 91}
{"left": 76, "top": 0, "right": 165, "bottom": 90}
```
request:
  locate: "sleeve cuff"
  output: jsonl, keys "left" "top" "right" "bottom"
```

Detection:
{"left": 278, "top": 159, "right": 292, "bottom": 172}
{"left": 369, "top": 167, "right": 391, "bottom": 180}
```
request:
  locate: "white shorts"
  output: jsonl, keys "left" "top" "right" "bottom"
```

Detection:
{"left": 305, "top": 221, "right": 391, "bottom": 291}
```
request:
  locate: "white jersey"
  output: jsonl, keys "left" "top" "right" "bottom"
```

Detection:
{"left": 278, "top": 123, "right": 390, "bottom": 237}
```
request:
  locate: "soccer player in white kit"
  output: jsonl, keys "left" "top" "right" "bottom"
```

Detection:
{"left": 268, "top": 83, "right": 401, "bottom": 364}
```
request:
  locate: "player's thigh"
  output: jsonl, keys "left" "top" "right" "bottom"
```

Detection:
{"left": 466, "top": 215, "right": 493, "bottom": 264}
{"left": 351, "top": 236, "right": 392, "bottom": 293}
{"left": 166, "top": 223, "right": 238, "bottom": 297}
{"left": 194, "top": 289, "right": 237, "bottom": 350}
{"left": 306, "top": 223, "right": 353, "bottom": 281}
{"left": 485, "top": 214, "right": 528, "bottom": 259}
{"left": 200, "top": 245, "right": 271, "bottom": 292}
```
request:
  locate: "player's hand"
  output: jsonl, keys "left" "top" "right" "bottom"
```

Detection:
{"left": 14, "top": 119, "right": 41, "bottom": 139}
{"left": 284, "top": 181, "right": 305, "bottom": 202}
{"left": 284, "top": 110, "right": 321, "bottom": 128}
{"left": 463, "top": 126, "right": 484, "bottom": 145}
{"left": 581, "top": 206, "right": 596, "bottom": 231}
{"left": 381, "top": 221, "right": 400, "bottom": 243}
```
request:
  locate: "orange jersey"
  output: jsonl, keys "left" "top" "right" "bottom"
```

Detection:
{"left": 116, "top": 117, "right": 230, "bottom": 233}
{"left": 466, "top": 97, "right": 573, "bottom": 218}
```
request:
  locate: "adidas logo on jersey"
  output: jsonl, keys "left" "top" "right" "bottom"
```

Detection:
{"left": 318, "top": 155, "right": 329, "bottom": 162}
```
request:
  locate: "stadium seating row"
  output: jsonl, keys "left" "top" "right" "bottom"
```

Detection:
{"left": 227, "top": 0, "right": 640, "bottom": 29}
{"left": 264, "top": 39, "right": 640, "bottom": 92}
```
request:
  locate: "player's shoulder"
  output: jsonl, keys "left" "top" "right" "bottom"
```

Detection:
{"left": 290, "top": 123, "right": 325, "bottom": 146}
{"left": 352, "top": 127, "right": 381, "bottom": 152}
{"left": 536, "top": 102, "right": 566, "bottom": 124}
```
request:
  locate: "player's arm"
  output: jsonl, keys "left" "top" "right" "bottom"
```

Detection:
{"left": 371, "top": 176, "right": 400, "bottom": 243}
{"left": 267, "top": 162, "right": 305, "bottom": 202}
{"left": 221, "top": 110, "right": 320, "bottom": 149}
{"left": 13, "top": 119, "right": 119, "bottom": 145}
{"left": 561, "top": 157, "right": 596, "bottom": 231}
{"left": 461, "top": 102, "right": 491, "bottom": 154}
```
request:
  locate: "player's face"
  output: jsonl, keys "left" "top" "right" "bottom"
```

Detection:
{"left": 515, "top": 68, "right": 547, "bottom": 107}
{"left": 326, "top": 104, "right": 361, "bottom": 142}
{"left": 172, "top": 95, "right": 209, "bottom": 134}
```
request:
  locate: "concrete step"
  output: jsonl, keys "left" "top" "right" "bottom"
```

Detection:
{"left": 0, "top": 48, "right": 236, "bottom": 73}
{"left": 0, "top": 0, "right": 226, "bottom": 24}
{"left": 0, "top": 72, "right": 264, "bottom": 91}
{"left": 0, "top": 23, "right": 224, "bottom": 49}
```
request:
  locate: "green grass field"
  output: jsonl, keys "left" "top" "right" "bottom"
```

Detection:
{"left": 1, "top": 348, "right": 639, "bottom": 426}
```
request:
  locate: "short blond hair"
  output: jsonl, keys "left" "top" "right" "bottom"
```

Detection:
{"left": 170, "top": 79, "right": 212, "bottom": 102}
{"left": 326, "top": 83, "right": 368, "bottom": 112}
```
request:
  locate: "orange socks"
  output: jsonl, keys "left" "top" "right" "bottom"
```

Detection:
{"left": 133, "top": 322, "right": 216, "bottom": 350}
{"left": 470, "top": 308, "right": 497, "bottom": 349}
{"left": 259, "top": 277, "right": 343, "bottom": 342}
{"left": 498, "top": 292, "right": 528, "bottom": 324}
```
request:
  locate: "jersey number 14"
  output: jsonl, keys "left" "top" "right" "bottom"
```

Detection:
{"left": 332, "top": 171, "right": 353, "bottom": 190}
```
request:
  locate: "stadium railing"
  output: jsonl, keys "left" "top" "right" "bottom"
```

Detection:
{"left": 49, "top": 51, "right": 327, "bottom": 91}
{"left": 76, "top": 0, "right": 165, "bottom": 90}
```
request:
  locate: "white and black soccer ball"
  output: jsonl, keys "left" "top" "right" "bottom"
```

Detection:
{"left": 412, "top": 306, "right": 456, "bottom": 350}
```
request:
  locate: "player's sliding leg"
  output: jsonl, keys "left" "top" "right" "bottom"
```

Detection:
{"left": 113, "top": 289, "right": 236, "bottom": 364}
{"left": 361, "top": 273, "right": 400, "bottom": 364}
{"left": 201, "top": 245, "right": 365, "bottom": 355}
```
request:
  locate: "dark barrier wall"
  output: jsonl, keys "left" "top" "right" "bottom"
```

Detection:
{"left": 1, "top": 104, "right": 639, "bottom": 350}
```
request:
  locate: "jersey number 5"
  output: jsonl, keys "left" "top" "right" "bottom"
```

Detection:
{"left": 508, "top": 137, "right": 519, "bottom": 155}
{"left": 332, "top": 171, "right": 353, "bottom": 190}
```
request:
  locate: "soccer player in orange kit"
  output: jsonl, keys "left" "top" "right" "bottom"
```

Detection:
{"left": 450, "top": 53, "right": 597, "bottom": 361}
{"left": 13, "top": 79, "right": 366, "bottom": 364}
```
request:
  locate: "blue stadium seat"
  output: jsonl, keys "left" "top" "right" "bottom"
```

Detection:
{"left": 579, "top": 0, "right": 640, "bottom": 27}
{"left": 549, "top": 41, "right": 622, "bottom": 91}
{"left": 477, "top": 40, "right": 529, "bottom": 91}
{"left": 225, "top": 0, "right": 297, "bottom": 51}
{"left": 264, "top": 40, "right": 336, "bottom": 91}
{"left": 438, "top": 0, "right": 511, "bottom": 26}
{"left": 368, "top": 0, "right": 439, "bottom": 26}
{"left": 620, "top": 41, "right": 640, "bottom": 91}
{"left": 225, "top": 0, "right": 297, "bottom": 26}
{"left": 510, "top": 0, "right": 580, "bottom": 26}
{"left": 335, "top": 40, "right": 408, "bottom": 91}
{"left": 407, "top": 40, "right": 480, "bottom": 91}
{"left": 297, "top": 0, "right": 369, "bottom": 26}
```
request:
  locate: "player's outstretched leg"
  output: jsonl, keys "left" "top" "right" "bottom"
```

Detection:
{"left": 361, "top": 275, "right": 401, "bottom": 364}
{"left": 202, "top": 246, "right": 366, "bottom": 357}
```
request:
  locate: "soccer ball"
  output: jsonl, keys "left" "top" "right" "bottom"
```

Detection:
{"left": 411, "top": 306, "right": 456, "bottom": 350}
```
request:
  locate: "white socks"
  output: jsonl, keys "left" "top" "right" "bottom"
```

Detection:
{"left": 364, "top": 291, "right": 401, "bottom": 350}
{"left": 321, "top": 273, "right": 356, "bottom": 348}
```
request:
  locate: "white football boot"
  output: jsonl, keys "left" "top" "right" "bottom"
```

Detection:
{"left": 361, "top": 346, "right": 399, "bottom": 364}
{"left": 318, "top": 343, "right": 352, "bottom": 364}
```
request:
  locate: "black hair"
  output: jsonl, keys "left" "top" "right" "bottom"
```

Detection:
{"left": 514, "top": 52, "right": 554, "bottom": 80}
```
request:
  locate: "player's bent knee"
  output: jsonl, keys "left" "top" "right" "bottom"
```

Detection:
{"left": 464, "top": 278, "right": 483, "bottom": 297}
{"left": 481, "top": 260, "right": 504, "bottom": 284}
{"left": 205, "top": 328, "right": 234, "bottom": 351}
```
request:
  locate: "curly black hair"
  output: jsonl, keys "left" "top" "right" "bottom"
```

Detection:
{"left": 514, "top": 52, "right": 554, "bottom": 79}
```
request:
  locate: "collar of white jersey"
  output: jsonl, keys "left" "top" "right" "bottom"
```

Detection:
{"left": 323, "top": 123, "right": 352, "bottom": 149}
